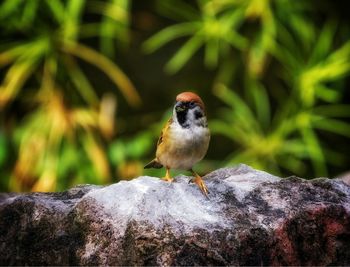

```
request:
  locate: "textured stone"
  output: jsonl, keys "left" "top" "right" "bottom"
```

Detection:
{"left": 1, "top": 164, "right": 350, "bottom": 266}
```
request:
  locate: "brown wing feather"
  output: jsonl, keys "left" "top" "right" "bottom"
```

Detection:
{"left": 144, "top": 118, "right": 173, "bottom": 169}
{"left": 144, "top": 159, "right": 163, "bottom": 169}
{"left": 157, "top": 117, "right": 172, "bottom": 146}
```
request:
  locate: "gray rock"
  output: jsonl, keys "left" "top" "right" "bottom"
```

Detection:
{"left": 1, "top": 164, "right": 350, "bottom": 266}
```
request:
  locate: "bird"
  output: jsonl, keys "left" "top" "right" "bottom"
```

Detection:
{"left": 144, "top": 92, "right": 210, "bottom": 196}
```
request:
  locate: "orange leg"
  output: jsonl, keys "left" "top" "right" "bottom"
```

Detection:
{"left": 190, "top": 169, "right": 209, "bottom": 197}
{"left": 162, "top": 167, "right": 174, "bottom": 182}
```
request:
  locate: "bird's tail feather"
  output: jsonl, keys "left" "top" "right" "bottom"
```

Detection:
{"left": 144, "top": 159, "right": 163, "bottom": 169}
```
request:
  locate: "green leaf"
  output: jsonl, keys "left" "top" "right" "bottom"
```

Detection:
{"left": 143, "top": 22, "right": 200, "bottom": 53}
{"left": 315, "top": 85, "right": 340, "bottom": 103}
{"left": 0, "top": 42, "right": 35, "bottom": 66}
{"left": 0, "top": 132, "right": 8, "bottom": 167}
{"left": 309, "top": 21, "right": 337, "bottom": 65}
{"left": 63, "top": 0, "right": 85, "bottom": 42}
{"left": 109, "top": 141, "right": 126, "bottom": 164}
{"left": 250, "top": 82, "right": 271, "bottom": 130}
{"left": 313, "top": 118, "right": 350, "bottom": 138}
{"left": 125, "top": 133, "right": 153, "bottom": 158}
{"left": 0, "top": 59, "right": 38, "bottom": 106}
{"left": 62, "top": 42, "right": 141, "bottom": 106}
{"left": 0, "top": 0, "right": 23, "bottom": 19}
{"left": 289, "top": 15, "right": 315, "bottom": 50}
{"left": 280, "top": 139, "right": 308, "bottom": 157}
{"left": 301, "top": 127, "right": 327, "bottom": 176}
{"left": 278, "top": 155, "right": 305, "bottom": 174}
{"left": 45, "top": 0, "right": 65, "bottom": 23}
{"left": 63, "top": 56, "right": 99, "bottom": 106}
{"left": 157, "top": 0, "right": 200, "bottom": 21}
{"left": 225, "top": 31, "right": 248, "bottom": 50}
{"left": 21, "top": 0, "right": 39, "bottom": 26}
{"left": 204, "top": 38, "right": 219, "bottom": 68}
{"left": 213, "top": 83, "right": 260, "bottom": 133}
{"left": 314, "top": 105, "right": 350, "bottom": 118}
{"left": 209, "top": 119, "right": 241, "bottom": 141}
{"left": 165, "top": 34, "right": 203, "bottom": 73}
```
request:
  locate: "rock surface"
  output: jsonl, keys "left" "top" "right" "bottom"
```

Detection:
{"left": 1, "top": 164, "right": 350, "bottom": 266}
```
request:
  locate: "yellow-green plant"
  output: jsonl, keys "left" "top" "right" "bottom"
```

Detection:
{"left": 143, "top": 0, "right": 311, "bottom": 75}
{"left": 143, "top": 0, "right": 248, "bottom": 73}
{"left": 0, "top": 0, "right": 140, "bottom": 191}
{"left": 144, "top": 0, "right": 350, "bottom": 177}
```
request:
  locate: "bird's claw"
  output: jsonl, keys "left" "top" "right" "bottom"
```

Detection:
{"left": 162, "top": 168, "right": 173, "bottom": 182}
{"left": 190, "top": 176, "right": 209, "bottom": 198}
{"left": 162, "top": 177, "right": 174, "bottom": 182}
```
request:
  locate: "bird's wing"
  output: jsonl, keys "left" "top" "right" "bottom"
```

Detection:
{"left": 157, "top": 117, "right": 173, "bottom": 147}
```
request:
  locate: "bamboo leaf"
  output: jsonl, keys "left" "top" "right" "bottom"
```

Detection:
{"left": 315, "top": 85, "right": 340, "bottom": 103}
{"left": 62, "top": 42, "right": 141, "bottom": 107}
{"left": 63, "top": 55, "right": 99, "bottom": 106}
{"left": 210, "top": 119, "right": 242, "bottom": 141}
{"left": 157, "top": 0, "right": 200, "bottom": 21}
{"left": 309, "top": 21, "right": 337, "bottom": 64}
{"left": 278, "top": 155, "right": 305, "bottom": 175}
{"left": 45, "top": 0, "right": 65, "bottom": 23}
{"left": 250, "top": 82, "right": 271, "bottom": 130}
{"left": 312, "top": 118, "right": 350, "bottom": 138}
{"left": 0, "top": 0, "right": 22, "bottom": 19}
{"left": 213, "top": 83, "right": 260, "bottom": 132}
{"left": 83, "top": 133, "right": 110, "bottom": 182}
{"left": 165, "top": 34, "right": 203, "bottom": 73}
{"left": 314, "top": 104, "right": 350, "bottom": 118}
{"left": 204, "top": 38, "right": 219, "bottom": 68}
{"left": 143, "top": 22, "right": 200, "bottom": 53}
{"left": 225, "top": 31, "right": 248, "bottom": 50}
{"left": 71, "top": 108, "right": 99, "bottom": 129}
{"left": 301, "top": 127, "right": 327, "bottom": 176}
{"left": 0, "top": 60, "right": 37, "bottom": 107}
{"left": 21, "top": 0, "right": 39, "bottom": 26}
{"left": 63, "top": 0, "right": 85, "bottom": 42}
{"left": 0, "top": 40, "right": 40, "bottom": 66}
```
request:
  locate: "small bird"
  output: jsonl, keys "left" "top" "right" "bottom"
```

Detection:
{"left": 144, "top": 92, "right": 210, "bottom": 196}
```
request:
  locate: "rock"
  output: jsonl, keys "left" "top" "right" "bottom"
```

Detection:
{"left": 338, "top": 171, "right": 350, "bottom": 185}
{"left": 1, "top": 164, "right": 350, "bottom": 266}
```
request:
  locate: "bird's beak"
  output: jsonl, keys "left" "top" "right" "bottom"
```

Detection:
{"left": 175, "top": 101, "right": 186, "bottom": 112}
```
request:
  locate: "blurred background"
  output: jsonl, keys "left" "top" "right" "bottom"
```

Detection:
{"left": 0, "top": 0, "right": 349, "bottom": 192}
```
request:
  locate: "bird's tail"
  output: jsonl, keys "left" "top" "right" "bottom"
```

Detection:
{"left": 144, "top": 159, "right": 163, "bottom": 169}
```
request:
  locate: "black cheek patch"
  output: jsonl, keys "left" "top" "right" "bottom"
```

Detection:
{"left": 195, "top": 110, "right": 203, "bottom": 119}
{"left": 176, "top": 110, "right": 189, "bottom": 128}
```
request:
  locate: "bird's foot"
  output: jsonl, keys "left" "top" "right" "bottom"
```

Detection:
{"left": 161, "top": 176, "right": 174, "bottom": 182}
{"left": 189, "top": 175, "right": 209, "bottom": 197}
{"left": 162, "top": 168, "right": 174, "bottom": 182}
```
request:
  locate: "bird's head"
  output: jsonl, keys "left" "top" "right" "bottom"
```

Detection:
{"left": 173, "top": 92, "right": 207, "bottom": 128}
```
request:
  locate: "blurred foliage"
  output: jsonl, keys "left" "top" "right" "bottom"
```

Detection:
{"left": 0, "top": 0, "right": 140, "bottom": 191}
{"left": 144, "top": 0, "right": 350, "bottom": 178}
{"left": 1, "top": 0, "right": 350, "bottom": 192}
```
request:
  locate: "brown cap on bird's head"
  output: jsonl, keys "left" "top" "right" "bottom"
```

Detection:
{"left": 176, "top": 92, "right": 205, "bottom": 110}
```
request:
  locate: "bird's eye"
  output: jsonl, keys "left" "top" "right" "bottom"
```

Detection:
{"left": 189, "top": 101, "right": 196, "bottom": 108}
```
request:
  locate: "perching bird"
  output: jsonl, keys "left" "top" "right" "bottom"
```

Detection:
{"left": 144, "top": 92, "right": 210, "bottom": 196}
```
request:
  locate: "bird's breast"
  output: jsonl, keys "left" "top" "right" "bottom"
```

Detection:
{"left": 156, "top": 124, "right": 210, "bottom": 170}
